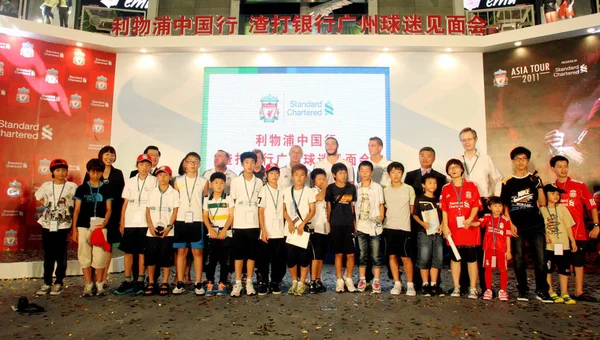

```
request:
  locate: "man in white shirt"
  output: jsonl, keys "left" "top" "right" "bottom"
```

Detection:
{"left": 203, "top": 150, "right": 238, "bottom": 194}
{"left": 459, "top": 127, "right": 503, "bottom": 198}
{"left": 357, "top": 137, "right": 391, "bottom": 187}
{"left": 314, "top": 137, "right": 355, "bottom": 185}
{"left": 278, "top": 145, "right": 311, "bottom": 188}
{"left": 458, "top": 127, "right": 503, "bottom": 293}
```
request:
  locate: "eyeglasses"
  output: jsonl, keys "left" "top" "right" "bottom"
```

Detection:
{"left": 185, "top": 160, "right": 200, "bottom": 164}
{"left": 513, "top": 157, "right": 529, "bottom": 162}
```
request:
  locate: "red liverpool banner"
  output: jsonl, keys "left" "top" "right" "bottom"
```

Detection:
{"left": 0, "top": 34, "right": 116, "bottom": 251}
{"left": 111, "top": 14, "right": 488, "bottom": 37}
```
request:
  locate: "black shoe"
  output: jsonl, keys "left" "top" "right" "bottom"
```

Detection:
{"left": 134, "top": 281, "right": 146, "bottom": 295}
{"left": 431, "top": 285, "right": 444, "bottom": 297}
{"left": 422, "top": 284, "right": 431, "bottom": 297}
{"left": 309, "top": 280, "right": 318, "bottom": 294}
{"left": 270, "top": 282, "right": 282, "bottom": 295}
{"left": 517, "top": 290, "right": 529, "bottom": 301}
{"left": 257, "top": 282, "right": 269, "bottom": 296}
{"left": 535, "top": 290, "right": 554, "bottom": 304}
{"left": 316, "top": 279, "right": 326, "bottom": 293}
{"left": 115, "top": 281, "right": 135, "bottom": 295}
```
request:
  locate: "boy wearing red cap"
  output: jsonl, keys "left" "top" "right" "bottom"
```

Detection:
{"left": 115, "top": 154, "right": 157, "bottom": 295}
{"left": 144, "top": 166, "right": 179, "bottom": 296}
{"left": 72, "top": 158, "right": 113, "bottom": 297}
{"left": 35, "top": 159, "right": 78, "bottom": 296}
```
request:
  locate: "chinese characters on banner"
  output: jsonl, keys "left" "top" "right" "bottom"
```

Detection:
{"left": 111, "top": 14, "right": 488, "bottom": 37}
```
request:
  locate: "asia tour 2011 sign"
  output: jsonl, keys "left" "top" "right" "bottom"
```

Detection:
{"left": 0, "top": 34, "right": 116, "bottom": 251}
{"left": 111, "top": 14, "right": 488, "bottom": 37}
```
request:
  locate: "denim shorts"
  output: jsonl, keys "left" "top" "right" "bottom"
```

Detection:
{"left": 357, "top": 231, "right": 383, "bottom": 268}
{"left": 416, "top": 232, "right": 444, "bottom": 269}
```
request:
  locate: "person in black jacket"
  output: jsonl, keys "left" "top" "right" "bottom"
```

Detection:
{"left": 130, "top": 145, "right": 161, "bottom": 178}
{"left": 84, "top": 146, "right": 125, "bottom": 287}
{"left": 403, "top": 147, "right": 447, "bottom": 291}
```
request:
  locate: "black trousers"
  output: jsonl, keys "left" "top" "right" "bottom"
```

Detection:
{"left": 258, "top": 238, "right": 287, "bottom": 284}
{"left": 205, "top": 237, "right": 232, "bottom": 284}
{"left": 58, "top": 7, "right": 69, "bottom": 27}
{"left": 42, "top": 228, "right": 70, "bottom": 285}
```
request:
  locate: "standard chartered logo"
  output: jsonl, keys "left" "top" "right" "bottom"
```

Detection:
{"left": 0, "top": 120, "right": 53, "bottom": 140}
{"left": 42, "top": 124, "right": 53, "bottom": 140}
{"left": 287, "top": 100, "right": 334, "bottom": 117}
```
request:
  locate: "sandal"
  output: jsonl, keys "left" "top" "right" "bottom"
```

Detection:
{"left": 159, "top": 283, "right": 169, "bottom": 296}
{"left": 144, "top": 284, "right": 156, "bottom": 296}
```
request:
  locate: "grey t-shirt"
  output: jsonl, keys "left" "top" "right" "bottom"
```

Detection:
{"left": 383, "top": 184, "right": 415, "bottom": 232}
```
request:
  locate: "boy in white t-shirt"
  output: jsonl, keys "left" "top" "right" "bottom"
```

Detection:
{"left": 203, "top": 172, "right": 234, "bottom": 296}
{"left": 257, "top": 164, "right": 287, "bottom": 295}
{"left": 115, "top": 154, "right": 157, "bottom": 295}
{"left": 355, "top": 161, "right": 385, "bottom": 294}
{"left": 230, "top": 151, "right": 264, "bottom": 297}
{"left": 35, "top": 159, "right": 78, "bottom": 296}
{"left": 283, "top": 164, "right": 316, "bottom": 296}
{"left": 309, "top": 168, "right": 329, "bottom": 294}
{"left": 172, "top": 152, "right": 209, "bottom": 296}
{"left": 383, "top": 162, "right": 416, "bottom": 296}
{"left": 144, "top": 166, "right": 178, "bottom": 296}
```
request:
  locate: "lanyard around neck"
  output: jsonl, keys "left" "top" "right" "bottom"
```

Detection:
{"left": 452, "top": 179, "right": 464, "bottom": 210}
{"left": 266, "top": 184, "right": 280, "bottom": 210}
{"left": 185, "top": 175, "right": 198, "bottom": 207}
{"left": 52, "top": 182, "right": 66, "bottom": 212}
{"left": 137, "top": 175, "right": 147, "bottom": 207}
{"left": 462, "top": 155, "right": 479, "bottom": 176}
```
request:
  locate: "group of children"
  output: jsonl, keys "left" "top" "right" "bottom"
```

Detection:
{"left": 34, "top": 147, "right": 597, "bottom": 303}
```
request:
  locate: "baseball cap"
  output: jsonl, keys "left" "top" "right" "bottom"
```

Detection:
{"left": 154, "top": 165, "right": 172, "bottom": 176}
{"left": 543, "top": 183, "right": 565, "bottom": 194}
{"left": 136, "top": 154, "right": 152, "bottom": 164}
{"left": 265, "top": 163, "right": 280, "bottom": 173}
{"left": 50, "top": 159, "right": 68, "bottom": 171}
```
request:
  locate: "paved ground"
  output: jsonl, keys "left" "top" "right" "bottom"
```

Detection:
{"left": 1, "top": 266, "right": 599, "bottom": 339}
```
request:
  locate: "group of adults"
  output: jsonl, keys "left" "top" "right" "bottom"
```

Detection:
{"left": 89, "top": 127, "right": 598, "bottom": 301}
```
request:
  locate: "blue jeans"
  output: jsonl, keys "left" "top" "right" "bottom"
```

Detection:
{"left": 357, "top": 232, "right": 382, "bottom": 268}
{"left": 416, "top": 232, "right": 444, "bottom": 269}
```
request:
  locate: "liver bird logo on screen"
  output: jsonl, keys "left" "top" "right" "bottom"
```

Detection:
{"left": 260, "top": 94, "right": 279, "bottom": 123}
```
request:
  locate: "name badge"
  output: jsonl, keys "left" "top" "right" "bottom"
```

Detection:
{"left": 554, "top": 243, "right": 564, "bottom": 256}
{"left": 185, "top": 211, "right": 194, "bottom": 223}
{"left": 491, "top": 255, "right": 497, "bottom": 268}
{"left": 375, "top": 222, "right": 383, "bottom": 236}
{"left": 49, "top": 220, "right": 59, "bottom": 232}
{"left": 90, "top": 217, "right": 105, "bottom": 230}
{"left": 133, "top": 211, "right": 143, "bottom": 223}
{"left": 245, "top": 211, "right": 256, "bottom": 224}
{"left": 456, "top": 216, "right": 465, "bottom": 228}
{"left": 272, "top": 218, "right": 282, "bottom": 230}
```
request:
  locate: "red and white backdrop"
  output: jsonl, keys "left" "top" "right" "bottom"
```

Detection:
{"left": 0, "top": 34, "right": 115, "bottom": 251}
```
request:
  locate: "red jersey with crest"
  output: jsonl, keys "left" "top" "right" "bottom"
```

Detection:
{"left": 554, "top": 177, "right": 597, "bottom": 241}
{"left": 478, "top": 214, "right": 512, "bottom": 252}
{"left": 440, "top": 179, "right": 483, "bottom": 246}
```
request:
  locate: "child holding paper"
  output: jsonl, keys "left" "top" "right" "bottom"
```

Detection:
{"left": 542, "top": 184, "right": 577, "bottom": 304}
{"left": 441, "top": 159, "right": 482, "bottom": 299}
{"left": 471, "top": 196, "right": 512, "bottom": 301}
{"left": 283, "top": 164, "right": 316, "bottom": 296}
{"left": 412, "top": 173, "right": 444, "bottom": 297}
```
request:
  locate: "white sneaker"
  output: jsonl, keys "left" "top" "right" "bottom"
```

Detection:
{"left": 194, "top": 283, "right": 206, "bottom": 296}
{"left": 406, "top": 285, "right": 417, "bottom": 297}
{"left": 451, "top": 287, "right": 461, "bottom": 297}
{"left": 95, "top": 282, "right": 106, "bottom": 296}
{"left": 246, "top": 282, "right": 256, "bottom": 296}
{"left": 468, "top": 288, "right": 478, "bottom": 300}
{"left": 335, "top": 278, "right": 345, "bottom": 293}
{"left": 344, "top": 277, "right": 356, "bottom": 293}
{"left": 82, "top": 282, "right": 94, "bottom": 297}
{"left": 50, "top": 284, "right": 63, "bottom": 296}
{"left": 231, "top": 282, "right": 242, "bottom": 297}
{"left": 357, "top": 279, "right": 367, "bottom": 293}
{"left": 390, "top": 282, "right": 402, "bottom": 295}
{"left": 36, "top": 284, "right": 51, "bottom": 295}
{"left": 288, "top": 280, "right": 298, "bottom": 295}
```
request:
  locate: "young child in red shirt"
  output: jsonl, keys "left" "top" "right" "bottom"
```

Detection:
{"left": 472, "top": 196, "right": 512, "bottom": 301}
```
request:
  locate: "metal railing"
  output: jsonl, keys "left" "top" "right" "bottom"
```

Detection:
{"left": 466, "top": 4, "right": 535, "bottom": 34}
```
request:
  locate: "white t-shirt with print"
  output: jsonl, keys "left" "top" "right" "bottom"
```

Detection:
{"left": 258, "top": 183, "right": 285, "bottom": 239}
{"left": 355, "top": 182, "right": 385, "bottom": 236}
{"left": 283, "top": 186, "right": 316, "bottom": 236}
{"left": 312, "top": 187, "right": 329, "bottom": 235}
{"left": 122, "top": 174, "right": 157, "bottom": 228}
{"left": 203, "top": 194, "right": 234, "bottom": 238}
{"left": 35, "top": 181, "right": 78, "bottom": 230}
{"left": 146, "top": 186, "right": 179, "bottom": 237}
{"left": 230, "top": 175, "right": 263, "bottom": 229}
{"left": 175, "top": 174, "right": 207, "bottom": 222}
